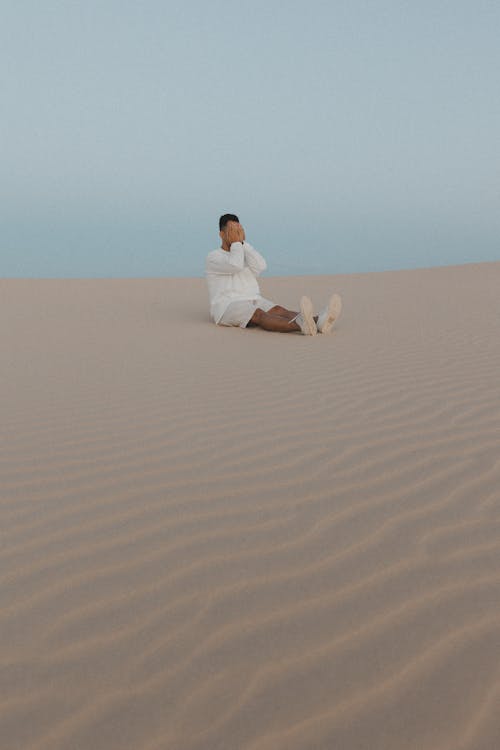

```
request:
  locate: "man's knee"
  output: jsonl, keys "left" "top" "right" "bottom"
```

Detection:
{"left": 268, "top": 305, "right": 287, "bottom": 316}
{"left": 250, "top": 307, "right": 265, "bottom": 325}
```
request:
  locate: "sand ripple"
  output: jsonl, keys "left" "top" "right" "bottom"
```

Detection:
{"left": 1, "top": 265, "right": 500, "bottom": 749}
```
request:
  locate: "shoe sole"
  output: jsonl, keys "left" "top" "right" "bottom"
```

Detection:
{"left": 300, "top": 296, "right": 317, "bottom": 336}
{"left": 319, "top": 294, "right": 342, "bottom": 334}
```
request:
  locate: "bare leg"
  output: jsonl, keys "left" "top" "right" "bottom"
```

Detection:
{"left": 267, "top": 305, "right": 298, "bottom": 321}
{"left": 268, "top": 305, "right": 319, "bottom": 324}
{"left": 249, "top": 307, "right": 301, "bottom": 332}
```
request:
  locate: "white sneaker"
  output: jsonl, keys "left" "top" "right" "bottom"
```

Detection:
{"left": 295, "top": 296, "right": 317, "bottom": 335}
{"left": 317, "top": 294, "right": 342, "bottom": 334}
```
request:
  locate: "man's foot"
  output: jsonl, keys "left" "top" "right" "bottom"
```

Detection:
{"left": 295, "top": 296, "right": 317, "bottom": 335}
{"left": 317, "top": 294, "right": 342, "bottom": 334}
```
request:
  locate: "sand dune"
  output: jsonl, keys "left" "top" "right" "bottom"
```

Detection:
{"left": 1, "top": 262, "right": 500, "bottom": 749}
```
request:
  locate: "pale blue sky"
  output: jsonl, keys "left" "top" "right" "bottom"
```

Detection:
{"left": 1, "top": 0, "right": 499, "bottom": 277}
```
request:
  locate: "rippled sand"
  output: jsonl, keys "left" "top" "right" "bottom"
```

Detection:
{"left": 2, "top": 263, "right": 500, "bottom": 749}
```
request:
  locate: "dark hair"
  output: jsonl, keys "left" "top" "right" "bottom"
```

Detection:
{"left": 219, "top": 213, "right": 239, "bottom": 231}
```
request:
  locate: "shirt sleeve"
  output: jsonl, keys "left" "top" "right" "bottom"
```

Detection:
{"left": 243, "top": 243, "right": 267, "bottom": 276}
{"left": 206, "top": 243, "right": 245, "bottom": 274}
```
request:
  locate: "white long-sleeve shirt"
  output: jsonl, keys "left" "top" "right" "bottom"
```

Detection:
{"left": 205, "top": 242, "right": 268, "bottom": 323}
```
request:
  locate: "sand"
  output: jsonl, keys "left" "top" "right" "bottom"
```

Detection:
{"left": 1, "top": 262, "right": 500, "bottom": 750}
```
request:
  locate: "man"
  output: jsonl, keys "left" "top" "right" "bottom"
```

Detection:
{"left": 205, "top": 214, "right": 342, "bottom": 335}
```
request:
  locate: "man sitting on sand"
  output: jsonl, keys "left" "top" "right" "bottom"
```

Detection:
{"left": 206, "top": 214, "right": 342, "bottom": 335}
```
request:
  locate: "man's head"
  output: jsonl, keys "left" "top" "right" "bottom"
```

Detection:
{"left": 219, "top": 213, "right": 239, "bottom": 231}
{"left": 219, "top": 213, "right": 245, "bottom": 250}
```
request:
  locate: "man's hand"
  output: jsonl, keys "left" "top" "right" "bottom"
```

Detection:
{"left": 225, "top": 221, "right": 245, "bottom": 245}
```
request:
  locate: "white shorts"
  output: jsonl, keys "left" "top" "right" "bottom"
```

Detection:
{"left": 218, "top": 297, "right": 277, "bottom": 328}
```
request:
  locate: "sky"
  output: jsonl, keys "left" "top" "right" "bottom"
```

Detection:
{"left": 1, "top": 0, "right": 499, "bottom": 277}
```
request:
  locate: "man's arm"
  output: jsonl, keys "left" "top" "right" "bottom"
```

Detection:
{"left": 228, "top": 221, "right": 267, "bottom": 276}
{"left": 206, "top": 243, "right": 245, "bottom": 274}
{"left": 243, "top": 243, "right": 267, "bottom": 276}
